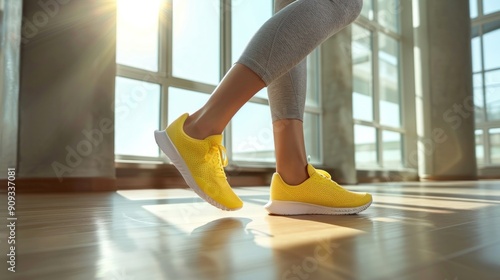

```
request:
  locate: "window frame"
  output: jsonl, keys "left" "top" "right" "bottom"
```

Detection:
{"left": 115, "top": 0, "right": 323, "bottom": 166}
{"left": 471, "top": 0, "right": 500, "bottom": 167}
{"left": 352, "top": 0, "right": 409, "bottom": 170}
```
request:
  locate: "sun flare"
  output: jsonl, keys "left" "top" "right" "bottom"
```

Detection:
{"left": 117, "top": 0, "right": 162, "bottom": 28}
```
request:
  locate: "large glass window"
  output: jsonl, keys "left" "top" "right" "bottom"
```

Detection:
{"left": 167, "top": 88, "right": 210, "bottom": 124}
{"left": 352, "top": 24, "right": 373, "bottom": 122}
{"left": 232, "top": 102, "right": 274, "bottom": 162}
{"left": 490, "top": 128, "right": 500, "bottom": 163}
{"left": 382, "top": 130, "right": 402, "bottom": 167}
{"left": 379, "top": 33, "right": 401, "bottom": 128}
{"left": 115, "top": 0, "right": 322, "bottom": 165}
{"left": 115, "top": 77, "right": 161, "bottom": 157}
{"left": 483, "top": 0, "right": 500, "bottom": 15}
{"left": 172, "top": 0, "right": 220, "bottom": 85}
{"left": 471, "top": 0, "right": 500, "bottom": 17}
{"left": 231, "top": 1, "right": 271, "bottom": 108}
{"left": 470, "top": 0, "right": 479, "bottom": 18}
{"left": 354, "top": 125, "right": 377, "bottom": 166}
{"left": 231, "top": 0, "right": 272, "bottom": 64}
{"left": 352, "top": 0, "right": 404, "bottom": 169}
{"left": 116, "top": 0, "right": 160, "bottom": 72}
{"left": 377, "top": 0, "right": 400, "bottom": 33}
{"left": 476, "top": 130, "right": 485, "bottom": 165}
{"left": 471, "top": 3, "right": 500, "bottom": 166}
{"left": 304, "top": 113, "right": 321, "bottom": 163}
{"left": 485, "top": 70, "right": 500, "bottom": 121}
{"left": 361, "top": 0, "right": 374, "bottom": 20}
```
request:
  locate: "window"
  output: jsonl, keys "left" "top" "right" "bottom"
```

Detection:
{"left": 115, "top": 77, "right": 161, "bottom": 157}
{"left": 470, "top": 0, "right": 479, "bottom": 18}
{"left": 352, "top": 0, "right": 404, "bottom": 169}
{"left": 471, "top": 1, "right": 500, "bottom": 166}
{"left": 231, "top": 0, "right": 271, "bottom": 100}
{"left": 172, "top": 0, "right": 220, "bottom": 85}
{"left": 483, "top": 0, "right": 500, "bottom": 15}
{"left": 471, "top": 0, "right": 500, "bottom": 17}
{"left": 115, "top": 0, "right": 163, "bottom": 160}
{"left": 115, "top": 0, "right": 322, "bottom": 165}
{"left": 116, "top": 0, "right": 160, "bottom": 72}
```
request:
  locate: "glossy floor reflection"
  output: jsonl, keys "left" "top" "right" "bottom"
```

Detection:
{"left": 2, "top": 181, "right": 500, "bottom": 280}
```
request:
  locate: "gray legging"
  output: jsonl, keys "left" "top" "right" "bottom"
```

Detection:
{"left": 237, "top": 0, "right": 363, "bottom": 121}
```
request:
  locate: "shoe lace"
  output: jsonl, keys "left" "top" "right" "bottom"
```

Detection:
{"left": 205, "top": 143, "right": 228, "bottom": 177}
{"left": 316, "top": 169, "right": 343, "bottom": 189}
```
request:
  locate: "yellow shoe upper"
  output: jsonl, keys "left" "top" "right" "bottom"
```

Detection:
{"left": 166, "top": 113, "right": 243, "bottom": 210}
{"left": 270, "top": 164, "right": 372, "bottom": 208}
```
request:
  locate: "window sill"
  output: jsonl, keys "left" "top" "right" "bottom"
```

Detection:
{"left": 478, "top": 165, "right": 500, "bottom": 179}
{"left": 115, "top": 161, "right": 275, "bottom": 189}
{"left": 356, "top": 168, "right": 419, "bottom": 183}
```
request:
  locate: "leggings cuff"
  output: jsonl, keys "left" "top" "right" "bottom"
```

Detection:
{"left": 236, "top": 57, "right": 273, "bottom": 85}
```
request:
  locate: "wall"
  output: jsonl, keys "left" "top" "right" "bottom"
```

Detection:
{"left": 321, "top": 27, "right": 357, "bottom": 184}
{"left": 18, "top": 0, "right": 116, "bottom": 187}
{"left": 413, "top": 0, "right": 477, "bottom": 180}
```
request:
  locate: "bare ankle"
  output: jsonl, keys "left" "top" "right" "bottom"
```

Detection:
{"left": 277, "top": 164, "right": 309, "bottom": 185}
{"left": 183, "top": 116, "right": 206, "bottom": 140}
{"left": 183, "top": 114, "right": 222, "bottom": 140}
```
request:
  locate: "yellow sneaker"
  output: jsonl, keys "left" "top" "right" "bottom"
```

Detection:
{"left": 154, "top": 113, "right": 243, "bottom": 210}
{"left": 265, "top": 164, "right": 372, "bottom": 215}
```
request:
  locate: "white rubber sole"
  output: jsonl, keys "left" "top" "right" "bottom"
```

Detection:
{"left": 154, "top": 130, "right": 239, "bottom": 211}
{"left": 264, "top": 200, "right": 372, "bottom": 215}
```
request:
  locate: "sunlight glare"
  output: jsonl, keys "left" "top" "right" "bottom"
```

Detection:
{"left": 117, "top": 0, "right": 162, "bottom": 25}
{"left": 116, "top": 0, "right": 162, "bottom": 71}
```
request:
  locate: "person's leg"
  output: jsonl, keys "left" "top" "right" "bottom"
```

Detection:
{"left": 259, "top": 0, "right": 371, "bottom": 216}
{"left": 268, "top": 0, "right": 308, "bottom": 185}
{"left": 157, "top": 0, "right": 365, "bottom": 211}
{"left": 183, "top": 64, "right": 265, "bottom": 139}
{"left": 263, "top": 1, "right": 371, "bottom": 216}
{"left": 273, "top": 119, "right": 308, "bottom": 185}
{"left": 184, "top": 0, "right": 363, "bottom": 140}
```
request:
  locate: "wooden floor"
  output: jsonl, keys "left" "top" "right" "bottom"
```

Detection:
{"left": 2, "top": 181, "right": 500, "bottom": 280}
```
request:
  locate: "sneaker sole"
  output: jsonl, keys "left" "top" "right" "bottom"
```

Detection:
{"left": 154, "top": 130, "right": 240, "bottom": 211}
{"left": 264, "top": 200, "right": 372, "bottom": 215}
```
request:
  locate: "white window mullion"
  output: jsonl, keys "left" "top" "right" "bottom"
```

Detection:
{"left": 470, "top": 0, "right": 500, "bottom": 167}
{"left": 159, "top": 0, "right": 170, "bottom": 143}
{"left": 164, "top": 0, "right": 173, "bottom": 79}
{"left": 373, "top": 31, "right": 383, "bottom": 166}
{"left": 222, "top": 0, "right": 234, "bottom": 162}
{"left": 157, "top": 0, "right": 169, "bottom": 78}
{"left": 483, "top": 128, "right": 490, "bottom": 165}
{"left": 354, "top": 0, "right": 407, "bottom": 169}
{"left": 480, "top": 25, "right": 488, "bottom": 128}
